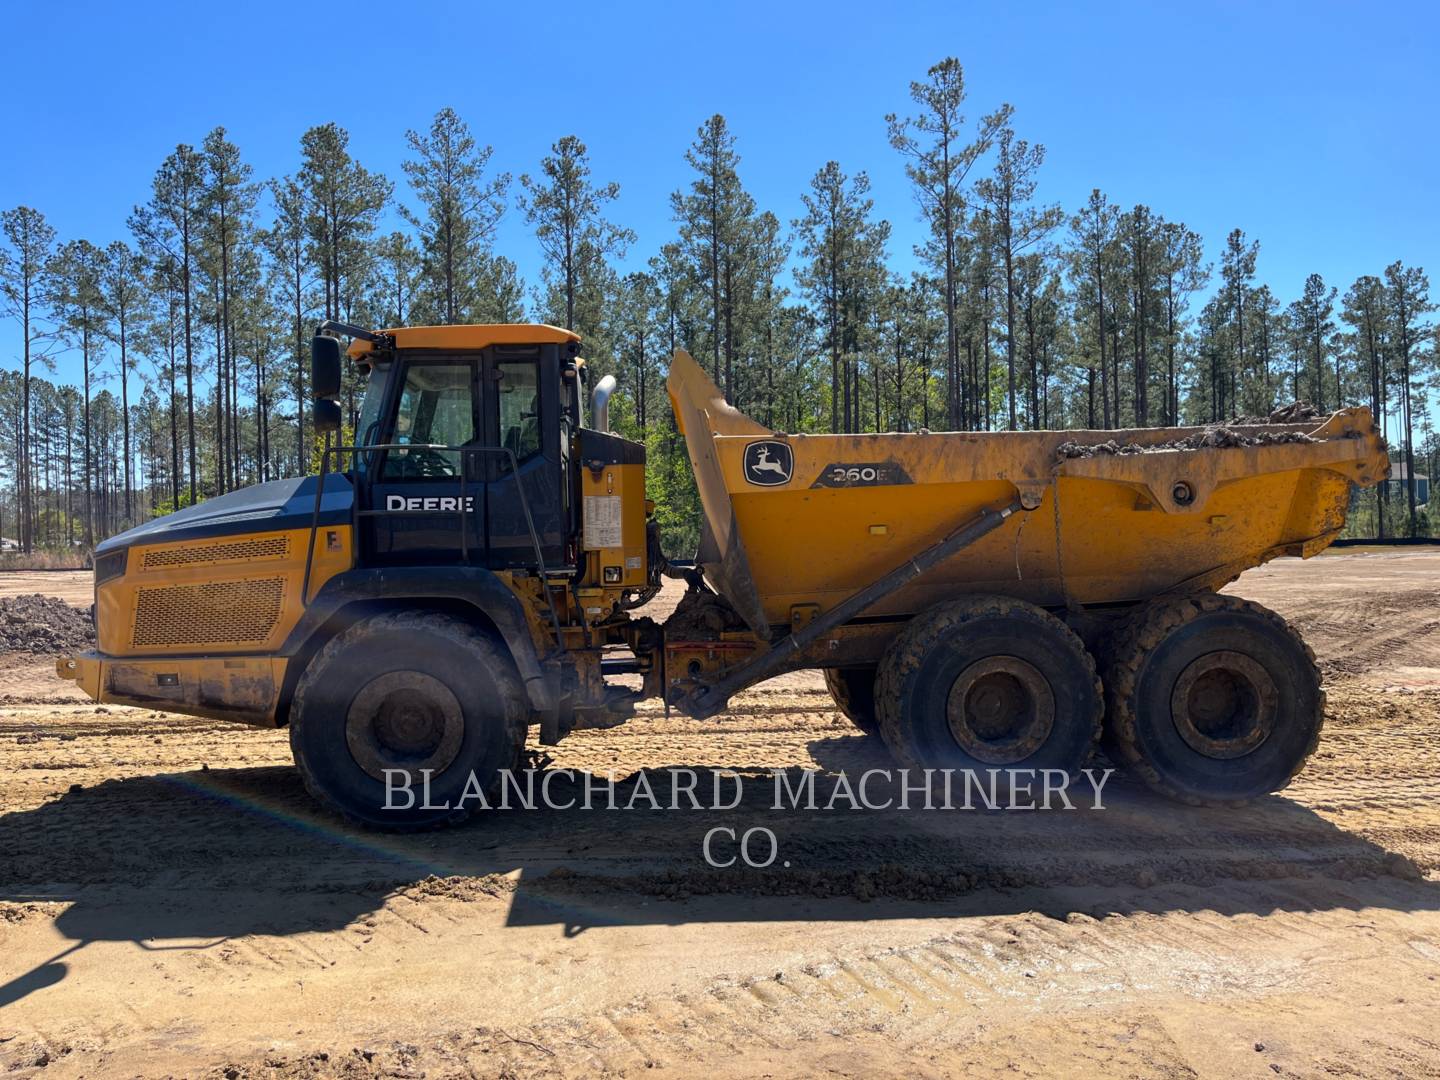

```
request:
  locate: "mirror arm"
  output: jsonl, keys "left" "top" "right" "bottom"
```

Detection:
{"left": 319, "top": 319, "right": 394, "bottom": 349}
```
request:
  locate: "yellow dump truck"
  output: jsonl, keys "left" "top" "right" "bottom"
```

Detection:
{"left": 59, "top": 322, "right": 1389, "bottom": 827}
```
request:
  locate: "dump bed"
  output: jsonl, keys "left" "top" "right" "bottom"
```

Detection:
{"left": 667, "top": 350, "right": 1389, "bottom": 636}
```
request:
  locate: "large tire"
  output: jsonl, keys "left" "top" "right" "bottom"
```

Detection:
{"left": 823, "top": 667, "right": 880, "bottom": 736}
{"left": 875, "top": 596, "right": 1102, "bottom": 775}
{"left": 289, "top": 611, "right": 527, "bottom": 830}
{"left": 1105, "top": 593, "right": 1323, "bottom": 805}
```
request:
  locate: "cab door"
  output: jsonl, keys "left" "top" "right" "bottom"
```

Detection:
{"left": 481, "top": 346, "right": 567, "bottom": 570}
{"left": 362, "top": 355, "right": 483, "bottom": 566}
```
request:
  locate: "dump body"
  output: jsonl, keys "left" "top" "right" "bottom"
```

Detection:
{"left": 667, "top": 350, "right": 1389, "bottom": 637}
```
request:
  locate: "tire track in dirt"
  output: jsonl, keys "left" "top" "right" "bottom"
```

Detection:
{"left": 182, "top": 888, "right": 1440, "bottom": 1078}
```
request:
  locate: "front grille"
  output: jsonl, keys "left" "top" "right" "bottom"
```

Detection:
{"left": 141, "top": 535, "right": 291, "bottom": 570}
{"left": 132, "top": 577, "right": 286, "bottom": 647}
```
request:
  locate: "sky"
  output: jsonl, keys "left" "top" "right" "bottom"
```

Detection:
{"left": 3, "top": 0, "right": 1437, "bottom": 390}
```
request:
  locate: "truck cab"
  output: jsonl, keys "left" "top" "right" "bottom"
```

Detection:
{"left": 342, "top": 323, "right": 648, "bottom": 590}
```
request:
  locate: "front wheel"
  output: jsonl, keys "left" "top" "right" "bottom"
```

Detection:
{"left": 289, "top": 611, "right": 527, "bottom": 830}
{"left": 1105, "top": 594, "right": 1323, "bottom": 804}
{"left": 875, "top": 596, "right": 1102, "bottom": 776}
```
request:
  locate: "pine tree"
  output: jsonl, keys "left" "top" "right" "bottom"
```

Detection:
{"left": 794, "top": 162, "right": 891, "bottom": 433}
{"left": 746, "top": 211, "right": 790, "bottom": 428}
{"left": 1069, "top": 191, "right": 1119, "bottom": 426}
{"left": 470, "top": 255, "right": 526, "bottom": 322}
{"left": 671, "top": 115, "right": 753, "bottom": 394}
{"left": 1115, "top": 206, "right": 1165, "bottom": 425}
{"left": 1384, "top": 261, "right": 1435, "bottom": 536}
{"left": 975, "top": 127, "right": 1062, "bottom": 428}
{"left": 1342, "top": 274, "right": 1392, "bottom": 535}
{"left": 199, "top": 127, "right": 258, "bottom": 493}
{"left": 131, "top": 145, "right": 204, "bottom": 505}
{"left": 519, "top": 135, "right": 633, "bottom": 340}
{"left": 261, "top": 177, "right": 314, "bottom": 473}
{"left": 371, "top": 230, "right": 421, "bottom": 326}
{"left": 887, "top": 58, "right": 1009, "bottom": 429}
{"left": 1292, "top": 273, "right": 1337, "bottom": 411}
{"left": 99, "top": 241, "right": 148, "bottom": 526}
{"left": 613, "top": 272, "right": 661, "bottom": 428}
{"left": 1247, "top": 284, "right": 1280, "bottom": 414}
{"left": 50, "top": 239, "right": 106, "bottom": 548}
{"left": 0, "top": 206, "right": 58, "bottom": 551}
{"left": 401, "top": 107, "right": 508, "bottom": 324}
{"left": 299, "top": 123, "right": 392, "bottom": 322}
{"left": 134, "top": 256, "right": 185, "bottom": 510}
{"left": 1156, "top": 221, "right": 1206, "bottom": 425}
{"left": 1219, "top": 230, "right": 1259, "bottom": 419}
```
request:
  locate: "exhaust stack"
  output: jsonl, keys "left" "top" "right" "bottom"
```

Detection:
{"left": 591, "top": 375, "right": 617, "bottom": 432}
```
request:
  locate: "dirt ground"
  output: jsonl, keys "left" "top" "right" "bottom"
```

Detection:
{"left": 2, "top": 551, "right": 1439, "bottom": 1078}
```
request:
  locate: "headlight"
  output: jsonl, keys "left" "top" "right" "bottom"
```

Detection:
{"left": 94, "top": 548, "right": 127, "bottom": 587}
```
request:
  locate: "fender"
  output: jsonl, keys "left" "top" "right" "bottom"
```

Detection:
{"left": 281, "top": 566, "right": 562, "bottom": 739}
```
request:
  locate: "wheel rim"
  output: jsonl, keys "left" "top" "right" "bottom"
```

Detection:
{"left": 945, "top": 656, "right": 1055, "bottom": 764}
{"left": 345, "top": 671, "right": 465, "bottom": 782}
{"left": 1169, "top": 650, "right": 1277, "bottom": 759}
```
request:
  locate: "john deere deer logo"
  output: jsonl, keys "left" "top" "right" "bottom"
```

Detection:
{"left": 743, "top": 441, "right": 793, "bottom": 486}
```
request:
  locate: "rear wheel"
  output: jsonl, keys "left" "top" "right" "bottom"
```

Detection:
{"left": 289, "top": 611, "right": 527, "bottom": 830}
{"left": 1105, "top": 594, "right": 1323, "bottom": 804}
{"left": 875, "top": 596, "right": 1102, "bottom": 775}
{"left": 823, "top": 667, "right": 880, "bottom": 736}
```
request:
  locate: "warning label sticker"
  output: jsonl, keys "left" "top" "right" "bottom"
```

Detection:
{"left": 583, "top": 495, "right": 623, "bottom": 550}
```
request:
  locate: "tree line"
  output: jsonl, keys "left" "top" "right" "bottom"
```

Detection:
{"left": 2, "top": 58, "right": 1436, "bottom": 557}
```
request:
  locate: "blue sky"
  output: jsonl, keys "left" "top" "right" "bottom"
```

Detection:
{"left": 4, "top": 0, "right": 1437, "bottom": 389}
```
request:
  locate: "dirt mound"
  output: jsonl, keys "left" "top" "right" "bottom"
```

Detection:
{"left": 0, "top": 593, "right": 95, "bottom": 654}
{"left": 1230, "top": 401, "right": 1323, "bottom": 425}
{"left": 1057, "top": 425, "right": 1319, "bottom": 459}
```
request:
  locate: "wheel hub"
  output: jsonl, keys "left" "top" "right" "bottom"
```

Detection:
{"left": 1170, "top": 650, "right": 1277, "bottom": 759}
{"left": 345, "top": 671, "right": 465, "bottom": 782}
{"left": 945, "top": 656, "right": 1055, "bottom": 764}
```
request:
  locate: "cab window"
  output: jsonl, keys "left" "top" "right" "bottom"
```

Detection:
{"left": 354, "top": 363, "right": 388, "bottom": 452}
{"left": 497, "top": 360, "right": 541, "bottom": 463}
{"left": 382, "top": 361, "right": 475, "bottom": 479}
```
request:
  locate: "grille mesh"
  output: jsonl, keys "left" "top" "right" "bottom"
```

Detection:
{"left": 132, "top": 578, "right": 286, "bottom": 647}
{"left": 141, "top": 535, "right": 290, "bottom": 570}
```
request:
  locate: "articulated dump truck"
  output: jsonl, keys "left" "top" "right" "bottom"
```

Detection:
{"left": 59, "top": 322, "right": 1389, "bottom": 828}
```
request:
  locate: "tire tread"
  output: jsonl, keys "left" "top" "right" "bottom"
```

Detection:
{"left": 289, "top": 610, "right": 526, "bottom": 831}
{"left": 1104, "top": 592, "right": 1323, "bottom": 806}
{"left": 874, "top": 595, "right": 1103, "bottom": 771}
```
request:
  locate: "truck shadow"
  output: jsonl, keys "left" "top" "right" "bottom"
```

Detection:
{"left": 1, "top": 741, "right": 1434, "bottom": 1007}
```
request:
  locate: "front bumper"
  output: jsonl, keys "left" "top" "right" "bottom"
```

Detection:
{"left": 55, "top": 651, "right": 288, "bottom": 727}
{"left": 56, "top": 653, "right": 103, "bottom": 701}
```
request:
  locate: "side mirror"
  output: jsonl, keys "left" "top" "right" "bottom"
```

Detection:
{"left": 313, "top": 398, "right": 342, "bottom": 435}
{"left": 311, "top": 334, "right": 343, "bottom": 400}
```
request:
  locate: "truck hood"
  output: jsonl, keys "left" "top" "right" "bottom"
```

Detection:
{"left": 96, "top": 474, "right": 354, "bottom": 555}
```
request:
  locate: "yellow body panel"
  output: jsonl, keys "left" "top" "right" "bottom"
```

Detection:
{"left": 347, "top": 323, "right": 579, "bottom": 359}
{"left": 579, "top": 461, "right": 648, "bottom": 592}
{"left": 95, "top": 526, "right": 353, "bottom": 657}
{"left": 58, "top": 654, "right": 288, "bottom": 726}
{"left": 667, "top": 349, "right": 1388, "bottom": 630}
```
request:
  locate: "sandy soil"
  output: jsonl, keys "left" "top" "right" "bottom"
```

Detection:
{"left": 0, "top": 572, "right": 93, "bottom": 608}
{"left": 2, "top": 554, "right": 1439, "bottom": 1077}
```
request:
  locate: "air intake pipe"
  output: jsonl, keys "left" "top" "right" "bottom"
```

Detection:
{"left": 591, "top": 375, "right": 617, "bottom": 433}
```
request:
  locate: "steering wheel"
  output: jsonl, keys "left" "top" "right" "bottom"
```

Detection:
{"left": 395, "top": 448, "right": 456, "bottom": 478}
